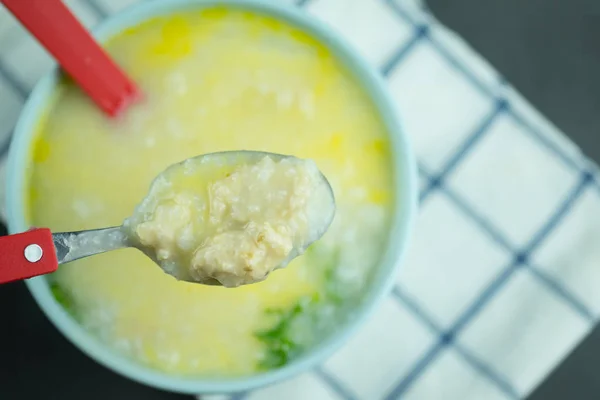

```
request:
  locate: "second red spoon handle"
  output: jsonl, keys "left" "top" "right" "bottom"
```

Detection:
{"left": 2, "top": 0, "right": 139, "bottom": 117}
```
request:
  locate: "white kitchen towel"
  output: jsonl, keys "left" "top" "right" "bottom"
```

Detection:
{"left": 1, "top": 0, "right": 599, "bottom": 399}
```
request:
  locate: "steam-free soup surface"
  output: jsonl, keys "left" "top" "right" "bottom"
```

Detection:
{"left": 28, "top": 8, "right": 393, "bottom": 376}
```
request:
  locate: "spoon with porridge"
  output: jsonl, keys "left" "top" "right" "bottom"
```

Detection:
{"left": 0, "top": 151, "right": 336, "bottom": 287}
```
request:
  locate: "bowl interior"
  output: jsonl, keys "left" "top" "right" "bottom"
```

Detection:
{"left": 5, "top": 0, "right": 417, "bottom": 394}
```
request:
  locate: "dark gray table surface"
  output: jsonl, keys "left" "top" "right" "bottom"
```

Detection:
{"left": 1, "top": 0, "right": 599, "bottom": 398}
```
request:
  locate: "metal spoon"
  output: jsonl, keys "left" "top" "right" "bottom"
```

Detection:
{"left": 0, "top": 151, "right": 336, "bottom": 286}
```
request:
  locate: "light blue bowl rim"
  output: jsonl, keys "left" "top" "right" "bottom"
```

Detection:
{"left": 5, "top": 0, "right": 418, "bottom": 394}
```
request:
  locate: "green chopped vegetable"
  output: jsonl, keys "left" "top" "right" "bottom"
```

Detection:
{"left": 255, "top": 294, "right": 318, "bottom": 369}
{"left": 255, "top": 245, "right": 347, "bottom": 370}
{"left": 49, "top": 281, "right": 78, "bottom": 318}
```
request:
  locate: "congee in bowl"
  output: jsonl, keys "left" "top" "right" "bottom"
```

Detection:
{"left": 10, "top": 1, "right": 415, "bottom": 391}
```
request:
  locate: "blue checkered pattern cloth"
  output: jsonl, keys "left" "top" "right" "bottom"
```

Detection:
{"left": 1, "top": 0, "right": 599, "bottom": 399}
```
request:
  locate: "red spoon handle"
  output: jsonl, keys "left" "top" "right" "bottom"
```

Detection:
{"left": 1, "top": 0, "right": 139, "bottom": 117}
{"left": 0, "top": 228, "right": 58, "bottom": 284}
